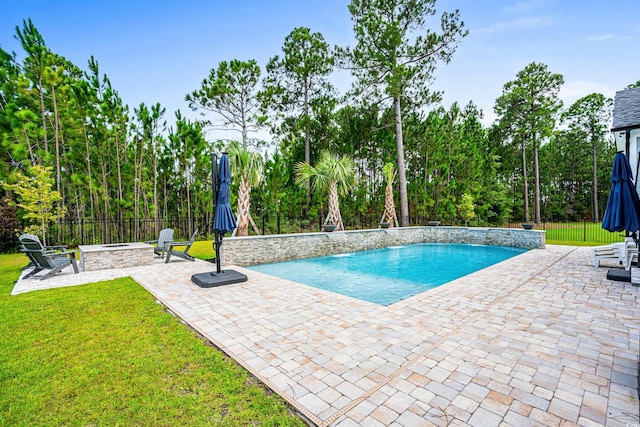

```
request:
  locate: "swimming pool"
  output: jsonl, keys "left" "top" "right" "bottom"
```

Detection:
{"left": 247, "top": 243, "right": 528, "bottom": 305}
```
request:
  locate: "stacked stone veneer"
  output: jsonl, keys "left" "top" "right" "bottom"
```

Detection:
{"left": 221, "top": 226, "right": 545, "bottom": 267}
{"left": 79, "top": 243, "right": 154, "bottom": 271}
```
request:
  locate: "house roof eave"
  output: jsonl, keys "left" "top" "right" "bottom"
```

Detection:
{"left": 612, "top": 87, "right": 640, "bottom": 130}
{"left": 611, "top": 124, "right": 640, "bottom": 132}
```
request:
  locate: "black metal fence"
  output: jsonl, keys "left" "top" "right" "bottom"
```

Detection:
{"left": 0, "top": 215, "right": 627, "bottom": 254}
{"left": 1, "top": 216, "right": 212, "bottom": 254}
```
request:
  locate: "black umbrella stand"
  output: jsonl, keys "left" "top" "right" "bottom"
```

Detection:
{"left": 192, "top": 237, "right": 248, "bottom": 287}
{"left": 191, "top": 152, "right": 247, "bottom": 288}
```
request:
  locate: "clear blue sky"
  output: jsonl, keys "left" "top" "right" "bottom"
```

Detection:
{"left": 2, "top": 0, "right": 639, "bottom": 141}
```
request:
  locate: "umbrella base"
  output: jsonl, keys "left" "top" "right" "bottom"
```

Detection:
{"left": 606, "top": 269, "right": 631, "bottom": 283}
{"left": 191, "top": 269, "right": 248, "bottom": 288}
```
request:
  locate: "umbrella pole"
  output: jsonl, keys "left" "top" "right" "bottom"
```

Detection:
{"left": 212, "top": 152, "right": 219, "bottom": 266}
{"left": 634, "top": 232, "right": 640, "bottom": 286}
{"left": 212, "top": 152, "right": 218, "bottom": 204}
{"left": 215, "top": 230, "right": 222, "bottom": 274}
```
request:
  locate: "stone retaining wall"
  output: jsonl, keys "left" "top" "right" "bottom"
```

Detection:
{"left": 79, "top": 242, "right": 154, "bottom": 271}
{"left": 221, "top": 226, "right": 545, "bottom": 267}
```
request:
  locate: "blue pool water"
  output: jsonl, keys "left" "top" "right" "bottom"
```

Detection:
{"left": 247, "top": 243, "right": 527, "bottom": 305}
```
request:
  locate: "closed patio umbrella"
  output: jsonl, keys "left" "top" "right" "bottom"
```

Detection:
{"left": 191, "top": 152, "right": 247, "bottom": 287}
{"left": 213, "top": 153, "right": 236, "bottom": 274}
{"left": 601, "top": 152, "right": 640, "bottom": 284}
{"left": 602, "top": 152, "right": 640, "bottom": 233}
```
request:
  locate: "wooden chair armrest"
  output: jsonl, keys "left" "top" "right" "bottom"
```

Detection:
{"left": 44, "top": 244, "right": 67, "bottom": 251}
{"left": 23, "top": 248, "right": 75, "bottom": 259}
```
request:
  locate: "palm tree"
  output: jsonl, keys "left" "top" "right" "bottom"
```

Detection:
{"left": 382, "top": 162, "right": 398, "bottom": 227}
{"left": 294, "top": 151, "right": 355, "bottom": 231}
{"left": 227, "top": 141, "right": 263, "bottom": 237}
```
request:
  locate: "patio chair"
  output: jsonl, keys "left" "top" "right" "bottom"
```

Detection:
{"left": 19, "top": 233, "right": 70, "bottom": 271}
{"left": 606, "top": 246, "right": 639, "bottom": 282}
{"left": 145, "top": 228, "right": 174, "bottom": 258}
{"left": 623, "top": 247, "right": 639, "bottom": 271}
{"left": 591, "top": 239, "right": 636, "bottom": 268}
{"left": 165, "top": 229, "right": 198, "bottom": 263}
{"left": 19, "top": 233, "right": 68, "bottom": 254}
{"left": 20, "top": 237, "right": 79, "bottom": 280}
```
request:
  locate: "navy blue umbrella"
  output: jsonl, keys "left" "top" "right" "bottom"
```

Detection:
{"left": 214, "top": 154, "right": 237, "bottom": 233}
{"left": 602, "top": 152, "right": 640, "bottom": 234}
{"left": 213, "top": 153, "right": 236, "bottom": 273}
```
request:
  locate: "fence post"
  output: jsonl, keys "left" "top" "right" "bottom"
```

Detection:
{"left": 583, "top": 217, "right": 587, "bottom": 242}
{"left": 277, "top": 215, "right": 281, "bottom": 234}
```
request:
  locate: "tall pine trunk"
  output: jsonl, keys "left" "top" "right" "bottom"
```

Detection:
{"left": 51, "top": 83, "right": 65, "bottom": 243}
{"left": 394, "top": 95, "right": 408, "bottom": 227}
{"left": 521, "top": 140, "right": 530, "bottom": 223}
{"left": 51, "top": 83, "right": 62, "bottom": 204}
{"left": 592, "top": 138, "right": 599, "bottom": 222}
{"left": 82, "top": 124, "right": 96, "bottom": 241}
{"left": 534, "top": 141, "right": 541, "bottom": 224}
{"left": 115, "top": 127, "right": 124, "bottom": 227}
{"left": 186, "top": 167, "right": 192, "bottom": 222}
{"left": 22, "top": 124, "right": 36, "bottom": 165}
{"left": 152, "top": 126, "right": 159, "bottom": 234}
{"left": 38, "top": 76, "right": 48, "bottom": 153}
{"left": 100, "top": 158, "right": 109, "bottom": 242}
{"left": 304, "top": 79, "right": 311, "bottom": 215}
{"left": 241, "top": 110, "right": 248, "bottom": 148}
{"left": 163, "top": 175, "right": 168, "bottom": 218}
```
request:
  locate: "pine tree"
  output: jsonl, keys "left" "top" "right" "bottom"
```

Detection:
{"left": 262, "top": 27, "right": 336, "bottom": 214}
{"left": 342, "top": 0, "right": 467, "bottom": 226}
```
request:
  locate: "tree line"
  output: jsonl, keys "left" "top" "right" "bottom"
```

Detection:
{"left": 1, "top": 0, "right": 632, "bottom": 244}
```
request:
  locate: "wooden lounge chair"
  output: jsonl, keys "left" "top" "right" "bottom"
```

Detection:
{"left": 20, "top": 237, "right": 78, "bottom": 280}
{"left": 145, "top": 228, "right": 174, "bottom": 258}
{"left": 165, "top": 229, "right": 198, "bottom": 263}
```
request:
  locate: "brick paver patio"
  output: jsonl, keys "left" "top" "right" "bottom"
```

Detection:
{"left": 14, "top": 245, "right": 640, "bottom": 426}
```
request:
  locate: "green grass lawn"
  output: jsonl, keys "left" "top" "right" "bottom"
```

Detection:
{"left": 544, "top": 239, "right": 606, "bottom": 247}
{"left": 188, "top": 240, "right": 217, "bottom": 260}
{"left": 544, "top": 223, "right": 627, "bottom": 246}
{"left": 0, "top": 253, "right": 305, "bottom": 426}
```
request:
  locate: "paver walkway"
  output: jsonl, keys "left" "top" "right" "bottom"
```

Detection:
{"left": 14, "top": 245, "right": 640, "bottom": 426}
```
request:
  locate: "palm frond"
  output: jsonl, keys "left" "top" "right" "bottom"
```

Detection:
{"left": 227, "top": 141, "right": 263, "bottom": 187}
